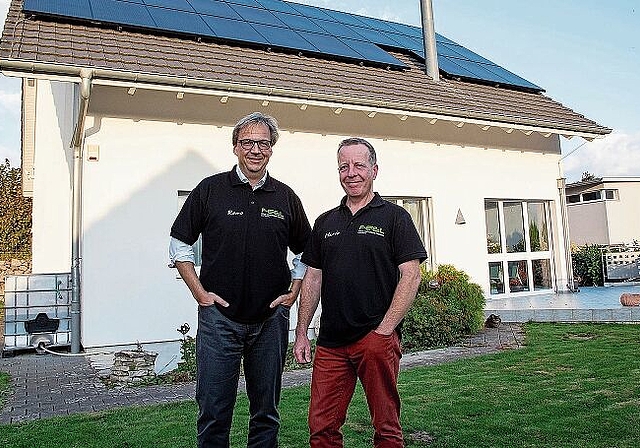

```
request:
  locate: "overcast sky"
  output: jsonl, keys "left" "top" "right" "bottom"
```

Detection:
{"left": 1, "top": 0, "right": 638, "bottom": 182}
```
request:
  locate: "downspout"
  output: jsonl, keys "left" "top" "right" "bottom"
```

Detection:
{"left": 557, "top": 177, "right": 576, "bottom": 292}
{"left": 556, "top": 141, "right": 588, "bottom": 293}
{"left": 419, "top": 0, "right": 440, "bottom": 81}
{"left": 70, "top": 69, "right": 92, "bottom": 353}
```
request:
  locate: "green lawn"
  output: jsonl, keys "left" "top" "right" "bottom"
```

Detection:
{"left": 0, "top": 372, "right": 9, "bottom": 409}
{"left": 1, "top": 323, "right": 639, "bottom": 447}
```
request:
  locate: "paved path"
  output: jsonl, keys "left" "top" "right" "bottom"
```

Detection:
{"left": 0, "top": 323, "right": 524, "bottom": 425}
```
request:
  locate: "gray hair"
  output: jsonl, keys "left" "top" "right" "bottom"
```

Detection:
{"left": 338, "top": 137, "right": 377, "bottom": 166}
{"left": 232, "top": 112, "right": 280, "bottom": 147}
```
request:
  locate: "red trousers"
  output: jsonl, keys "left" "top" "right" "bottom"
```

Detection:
{"left": 308, "top": 330, "right": 403, "bottom": 448}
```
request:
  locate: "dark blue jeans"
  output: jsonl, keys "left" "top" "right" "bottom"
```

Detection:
{"left": 196, "top": 303, "right": 290, "bottom": 448}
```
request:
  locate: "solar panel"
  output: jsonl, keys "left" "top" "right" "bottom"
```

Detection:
{"left": 23, "top": 0, "right": 93, "bottom": 20}
{"left": 91, "top": 0, "right": 155, "bottom": 28}
{"left": 250, "top": 22, "right": 318, "bottom": 52}
{"left": 189, "top": 0, "right": 242, "bottom": 19}
{"left": 226, "top": 0, "right": 262, "bottom": 8}
{"left": 148, "top": 7, "right": 215, "bottom": 37}
{"left": 286, "top": 3, "right": 333, "bottom": 21}
{"left": 21, "top": 0, "right": 542, "bottom": 91}
{"left": 144, "top": 0, "right": 195, "bottom": 12}
{"left": 313, "top": 18, "right": 368, "bottom": 41}
{"left": 229, "top": 4, "right": 285, "bottom": 27}
{"left": 200, "top": 15, "right": 269, "bottom": 44}
{"left": 271, "top": 11, "right": 326, "bottom": 34}
{"left": 295, "top": 30, "right": 364, "bottom": 61}
{"left": 255, "top": 0, "right": 299, "bottom": 15}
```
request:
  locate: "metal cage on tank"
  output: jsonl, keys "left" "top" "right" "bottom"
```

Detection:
{"left": 2, "top": 273, "right": 72, "bottom": 356}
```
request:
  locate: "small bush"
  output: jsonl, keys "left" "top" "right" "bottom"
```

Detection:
{"left": 157, "top": 335, "right": 314, "bottom": 384}
{"left": 403, "top": 264, "right": 486, "bottom": 352}
{"left": 571, "top": 243, "right": 604, "bottom": 286}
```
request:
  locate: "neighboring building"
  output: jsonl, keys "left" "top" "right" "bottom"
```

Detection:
{"left": 566, "top": 177, "right": 640, "bottom": 246}
{"left": 0, "top": 0, "right": 611, "bottom": 350}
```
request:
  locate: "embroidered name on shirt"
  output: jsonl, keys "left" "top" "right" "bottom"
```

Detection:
{"left": 261, "top": 208, "right": 285, "bottom": 220}
{"left": 358, "top": 224, "right": 385, "bottom": 237}
{"left": 324, "top": 231, "right": 341, "bottom": 239}
{"left": 227, "top": 210, "right": 244, "bottom": 216}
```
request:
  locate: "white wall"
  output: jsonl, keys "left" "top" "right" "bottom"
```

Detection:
{"left": 567, "top": 201, "right": 609, "bottom": 245}
{"left": 606, "top": 182, "right": 640, "bottom": 244}
{"left": 31, "top": 83, "right": 568, "bottom": 347}
{"left": 31, "top": 80, "right": 75, "bottom": 273}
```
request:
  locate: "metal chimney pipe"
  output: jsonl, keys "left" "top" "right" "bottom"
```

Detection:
{"left": 419, "top": 0, "right": 439, "bottom": 81}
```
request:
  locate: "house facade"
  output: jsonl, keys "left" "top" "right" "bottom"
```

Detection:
{"left": 1, "top": 0, "right": 611, "bottom": 350}
{"left": 566, "top": 177, "right": 640, "bottom": 246}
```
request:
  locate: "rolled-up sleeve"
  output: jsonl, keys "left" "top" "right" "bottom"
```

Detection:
{"left": 168, "top": 237, "right": 196, "bottom": 267}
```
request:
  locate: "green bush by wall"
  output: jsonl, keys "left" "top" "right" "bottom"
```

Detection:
{"left": 402, "top": 264, "right": 486, "bottom": 351}
{"left": 571, "top": 243, "right": 604, "bottom": 286}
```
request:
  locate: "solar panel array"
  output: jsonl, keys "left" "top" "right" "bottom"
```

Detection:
{"left": 22, "top": 0, "right": 542, "bottom": 91}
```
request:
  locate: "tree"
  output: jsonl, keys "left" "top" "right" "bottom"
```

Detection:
{"left": 581, "top": 171, "right": 599, "bottom": 182}
{"left": 0, "top": 159, "right": 32, "bottom": 258}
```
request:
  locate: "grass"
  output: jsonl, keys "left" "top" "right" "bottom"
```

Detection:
{"left": 0, "top": 372, "right": 9, "bottom": 409}
{"left": 1, "top": 323, "right": 639, "bottom": 447}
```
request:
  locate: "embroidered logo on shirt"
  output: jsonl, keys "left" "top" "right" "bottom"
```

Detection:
{"left": 357, "top": 224, "right": 385, "bottom": 237}
{"left": 261, "top": 208, "right": 285, "bottom": 220}
{"left": 324, "top": 231, "right": 341, "bottom": 239}
{"left": 227, "top": 210, "right": 244, "bottom": 216}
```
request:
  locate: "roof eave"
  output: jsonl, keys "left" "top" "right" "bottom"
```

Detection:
{"left": 0, "top": 58, "right": 611, "bottom": 140}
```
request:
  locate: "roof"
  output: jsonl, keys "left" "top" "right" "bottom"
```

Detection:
{"left": 567, "top": 177, "right": 640, "bottom": 189}
{"left": 0, "top": 0, "right": 612, "bottom": 138}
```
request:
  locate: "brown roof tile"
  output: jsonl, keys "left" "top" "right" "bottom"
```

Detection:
{"left": 1, "top": 0, "right": 611, "bottom": 136}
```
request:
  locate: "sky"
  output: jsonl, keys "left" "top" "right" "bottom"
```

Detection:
{"left": 1, "top": 0, "right": 638, "bottom": 182}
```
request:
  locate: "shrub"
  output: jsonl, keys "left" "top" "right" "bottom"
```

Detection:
{"left": 403, "top": 264, "right": 486, "bottom": 351}
{"left": 571, "top": 243, "right": 604, "bottom": 286}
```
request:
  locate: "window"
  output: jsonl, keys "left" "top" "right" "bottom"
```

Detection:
{"left": 582, "top": 191, "right": 601, "bottom": 202}
{"left": 485, "top": 201, "right": 501, "bottom": 254}
{"left": 567, "top": 194, "right": 581, "bottom": 204}
{"left": 504, "top": 202, "right": 525, "bottom": 253}
{"left": 605, "top": 189, "right": 618, "bottom": 200}
{"left": 383, "top": 197, "right": 431, "bottom": 266}
{"left": 567, "top": 189, "right": 618, "bottom": 204}
{"left": 177, "top": 191, "right": 202, "bottom": 267}
{"left": 383, "top": 197, "right": 427, "bottom": 243}
{"left": 528, "top": 202, "right": 549, "bottom": 251}
{"left": 484, "top": 200, "right": 553, "bottom": 295}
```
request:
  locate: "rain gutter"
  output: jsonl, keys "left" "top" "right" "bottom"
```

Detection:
{"left": 0, "top": 60, "right": 610, "bottom": 140}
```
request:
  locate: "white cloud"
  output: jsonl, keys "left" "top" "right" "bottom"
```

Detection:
{"left": 0, "top": 89, "right": 20, "bottom": 112}
{"left": 1, "top": 0, "right": 9, "bottom": 29}
{"left": 0, "top": 142, "right": 20, "bottom": 166}
{"left": 563, "top": 132, "right": 640, "bottom": 182}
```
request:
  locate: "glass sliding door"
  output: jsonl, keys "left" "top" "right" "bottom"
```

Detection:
{"left": 485, "top": 199, "right": 554, "bottom": 296}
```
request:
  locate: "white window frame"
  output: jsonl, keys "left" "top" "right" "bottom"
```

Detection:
{"left": 485, "top": 199, "right": 555, "bottom": 297}
{"left": 383, "top": 196, "right": 434, "bottom": 270}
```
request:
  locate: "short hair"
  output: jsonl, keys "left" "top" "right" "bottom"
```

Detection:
{"left": 232, "top": 112, "right": 280, "bottom": 147}
{"left": 337, "top": 137, "right": 377, "bottom": 166}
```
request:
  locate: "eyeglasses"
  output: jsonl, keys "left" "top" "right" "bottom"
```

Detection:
{"left": 238, "top": 139, "right": 272, "bottom": 151}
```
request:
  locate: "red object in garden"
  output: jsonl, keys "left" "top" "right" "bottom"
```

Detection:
{"left": 619, "top": 293, "right": 640, "bottom": 307}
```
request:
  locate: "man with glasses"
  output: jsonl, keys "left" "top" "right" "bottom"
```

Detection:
{"left": 294, "top": 137, "right": 426, "bottom": 447}
{"left": 169, "top": 112, "right": 311, "bottom": 447}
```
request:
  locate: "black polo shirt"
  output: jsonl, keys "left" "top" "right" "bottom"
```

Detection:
{"left": 171, "top": 167, "right": 311, "bottom": 323}
{"left": 302, "top": 193, "right": 427, "bottom": 347}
